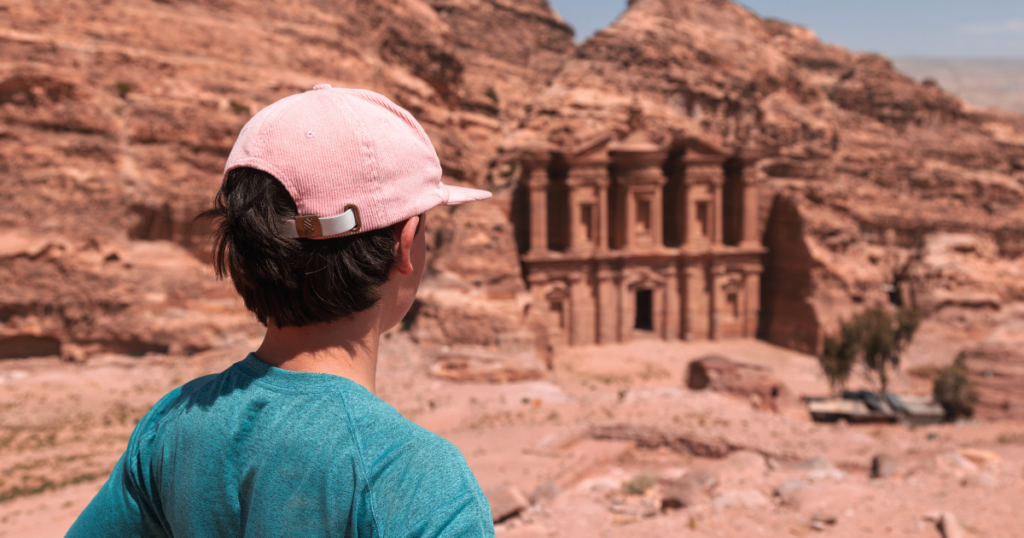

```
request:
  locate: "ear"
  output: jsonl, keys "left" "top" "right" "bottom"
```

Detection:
{"left": 393, "top": 215, "right": 420, "bottom": 276}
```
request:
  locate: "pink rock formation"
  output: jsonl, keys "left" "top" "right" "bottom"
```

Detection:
{"left": 0, "top": 0, "right": 571, "bottom": 359}
{"left": 508, "top": 0, "right": 1024, "bottom": 356}
{"left": 3, "top": 0, "right": 1024, "bottom": 393}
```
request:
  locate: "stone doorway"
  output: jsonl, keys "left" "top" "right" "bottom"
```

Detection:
{"left": 634, "top": 289, "right": 654, "bottom": 331}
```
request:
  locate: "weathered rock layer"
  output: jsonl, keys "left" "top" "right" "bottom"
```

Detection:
{"left": 3, "top": 0, "right": 1024, "bottom": 405}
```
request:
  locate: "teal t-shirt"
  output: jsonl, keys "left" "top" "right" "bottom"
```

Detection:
{"left": 67, "top": 354, "right": 494, "bottom": 537}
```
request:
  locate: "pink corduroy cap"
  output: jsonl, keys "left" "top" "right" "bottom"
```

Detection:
{"left": 224, "top": 84, "right": 491, "bottom": 239}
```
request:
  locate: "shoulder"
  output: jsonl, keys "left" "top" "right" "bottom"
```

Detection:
{"left": 343, "top": 392, "right": 465, "bottom": 471}
{"left": 129, "top": 364, "right": 247, "bottom": 447}
{"left": 138, "top": 373, "right": 219, "bottom": 426}
{"left": 345, "top": 398, "right": 491, "bottom": 536}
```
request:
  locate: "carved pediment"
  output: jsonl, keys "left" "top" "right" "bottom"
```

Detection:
{"left": 569, "top": 132, "right": 614, "bottom": 164}
{"left": 545, "top": 287, "right": 570, "bottom": 302}
{"left": 625, "top": 267, "right": 667, "bottom": 289}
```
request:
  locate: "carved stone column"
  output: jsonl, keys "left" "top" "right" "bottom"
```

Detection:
{"left": 619, "top": 273, "right": 632, "bottom": 342}
{"left": 567, "top": 181, "right": 581, "bottom": 251}
{"left": 709, "top": 263, "right": 728, "bottom": 340}
{"left": 712, "top": 176, "right": 724, "bottom": 245}
{"left": 597, "top": 178, "right": 610, "bottom": 251}
{"left": 624, "top": 184, "right": 636, "bottom": 250}
{"left": 739, "top": 158, "right": 761, "bottom": 248}
{"left": 651, "top": 181, "right": 665, "bottom": 247}
{"left": 652, "top": 280, "right": 665, "bottom": 337}
{"left": 568, "top": 271, "right": 595, "bottom": 346}
{"left": 682, "top": 261, "right": 708, "bottom": 340}
{"left": 596, "top": 265, "right": 619, "bottom": 343}
{"left": 662, "top": 264, "right": 680, "bottom": 340}
{"left": 743, "top": 264, "right": 762, "bottom": 337}
{"left": 683, "top": 180, "right": 705, "bottom": 246}
{"left": 522, "top": 151, "right": 551, "bottom": 254}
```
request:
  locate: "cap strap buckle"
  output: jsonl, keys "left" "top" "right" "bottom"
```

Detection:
{"left": 283, "top": 205, "right": 360, "bottom": 239}
{"left": 294, "top": 215, "right": 322, "bottom": 238}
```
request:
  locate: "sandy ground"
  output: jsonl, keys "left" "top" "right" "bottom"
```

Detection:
{"left": 1, "top": 333, "right": 1022, "bottom": 537}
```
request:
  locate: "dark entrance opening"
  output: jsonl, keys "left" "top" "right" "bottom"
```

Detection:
{"left": 757, "top": 195, "right": 819, "bottom": 354}
{"left": 723, "top": 157, "right": 744, "bottom": 246}
{"left": 634, "top": 289, "right": 653, "bottom": 331}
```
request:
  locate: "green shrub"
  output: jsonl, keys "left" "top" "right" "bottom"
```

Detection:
{"left": 622, "top": 473, "right": 656, "bottom": 495}
{"left": 933, "top": 361, "right": 978, "bottom": 419}
{"left": 229, "top": 100, "right": 251, "bottom": 115}
{"left": 115, "top": 81, "right": 132, "bottom": 99}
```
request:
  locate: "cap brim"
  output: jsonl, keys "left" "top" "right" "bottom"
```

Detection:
{"left": 442, "top": 184, "right": 492, "bottom": 205}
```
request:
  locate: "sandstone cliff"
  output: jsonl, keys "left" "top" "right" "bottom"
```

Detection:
{"left": 509, "top": 0, "right": 1024, "bottom": 355}
{"left": 4, "top": 0, "right": 1024, "bottom": 416}
{"left": 0, "top": 0, "right": 571, "bottom": 355}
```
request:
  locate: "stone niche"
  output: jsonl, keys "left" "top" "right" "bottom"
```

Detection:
{"left": 515, "top": 131, "right": 766, "bottom": 347}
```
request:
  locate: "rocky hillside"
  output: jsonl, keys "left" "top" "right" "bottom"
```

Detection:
{"left": 4, "top": 0, "right": 1024, "bottom": 415}
{"left": 895, "top": 57, "right": 1024, "bottom": 114}
{"left": 0, "top": 0, "right": 572, "bottom": 356}
{"left": 510, "top": 0, "right": 1024, "bottom": 344}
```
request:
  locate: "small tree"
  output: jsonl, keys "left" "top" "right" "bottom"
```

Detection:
{"left": 818, "top": 307, "right": 919, "bottom": 394}
{"left": 818, "top": 319, "right": 859, "bottom": 390}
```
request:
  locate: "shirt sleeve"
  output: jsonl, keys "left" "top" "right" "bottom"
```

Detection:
{"left": 363, "top": 430, "right": 495, "bottom": 538}
{"left": 397, "top": 489, "right": 494, "bottom": 538}
{"left": 65, "top": 448, "right": 168, "bottom": 538}
{"left": 66, "top": 389, "right": 182, "bottom": 538}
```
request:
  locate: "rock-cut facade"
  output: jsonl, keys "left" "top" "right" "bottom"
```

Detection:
{"left": 515, "top": 117, "right": 765, "bottom": 347}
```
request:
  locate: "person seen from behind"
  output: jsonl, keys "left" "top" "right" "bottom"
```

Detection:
{"left": 67, "top": 84, "right": 495, "bottom": 537}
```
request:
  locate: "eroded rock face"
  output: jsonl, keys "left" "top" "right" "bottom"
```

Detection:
{"left": 956, "top": 314, "right": 1024, "bottom": 420}
{"left": 4, "top": 0, "right": 1024, "bottom": 378}
{"left": 0, "top": 231, "right": 259, "bottom": 359}
{"left": 0, "top": 0, "right": 571, "bottom": 358}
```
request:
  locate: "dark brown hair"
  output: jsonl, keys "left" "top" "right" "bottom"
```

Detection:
{"left": 196, "top": 167, "right": 398, "bottom": 328}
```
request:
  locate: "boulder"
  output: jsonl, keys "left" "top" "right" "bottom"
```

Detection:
{"left": 529, "top": 481, "right": 561, "bottom": 504}
{"left": 807, "top": 468, "right": 848, "bottom": 483}
{"left": 871, "top": 453, "right": 900, "bottom": 478}
{"left": 711, "top": 450, "right": 767, "bottom": 486}
{"left": 793, "top": 455, "right": 833, "bottom": 471}
{"left": 609, "top": 496, "right": 660, "bottom": 518}
{"left": 788, "top": 483, "right": 871, "bottom": 515}
{"left": 661, "top": 470, "right": 718, "bottom": 510}
{"left": 661, "top": 480, "right": 706, "bottom": 510}
{"left": 484, "top": 485, "right": 529, "bottom": 523}
{"left": 775, "top": 479, "right": 810, "bottom": 507}
{"left": 810, "top": 512, "right": 838, "bottom": 531}
{"left": 686, "top": 356, "right": 787, "bottom": 411}
{"left": 680, "top": 469, "right": 719, "bottom": 491}
{"left": 939, "top": 512, "right": 966, "bottom": 538}
{"left": 710, "top": 489, "right": 770, "bottom": 512}
{"left": 936, "top": 451, "right": 980, "bottom": 475}
{"left": 961, "top": 471, "right": 998, "bottom": 488}
{"left": 957, "top": 448, "right": 1003, "bottom": 470}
